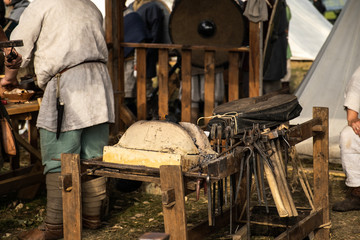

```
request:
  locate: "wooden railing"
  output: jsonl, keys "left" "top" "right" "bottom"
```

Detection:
{"left": 120, "top": 42, "right": 254, "bottom": 124}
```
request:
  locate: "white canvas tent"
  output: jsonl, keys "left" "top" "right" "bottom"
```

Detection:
{"left": 292, "top": 0, "right": 360, "bottom": 161}
{"left": 287, "top": 0, "right": 333, "bottom": 60}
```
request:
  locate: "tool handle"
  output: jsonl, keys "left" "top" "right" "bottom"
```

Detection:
{"left": 6, "top": 48, "right": 17, "bottom": 62}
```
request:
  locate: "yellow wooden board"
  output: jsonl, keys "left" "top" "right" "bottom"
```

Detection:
{"left": 103, "top": 145, "right": 199, "bottom": 171}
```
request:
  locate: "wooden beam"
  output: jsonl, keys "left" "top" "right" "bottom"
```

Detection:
{"left": 288, "top": 118, "right": 322, "bottom": 145}
{"left": 181, "top": 49, "right": 192, "bottom": 123}
{"left": 160, "top": 165, "right": 188, "bottom": 239}
{"left": 248, "top": 21, "right": 262, "bottom": 97}
{"left": 120, "top": 42, "right": 250, "bottom": 52}
{"left": 158, "top": 49, "right": 169, "bottom": 120}
{"left": 137, "top": 48, "right": 147, "bottom": 120}
{"left": 312, "top": 107, "right": 330, "bottom": 240}
{"left": 203, "top": 50, "right": 215, "bottom": 125}
{"left": 274, "top": 210, "right": 323, "bottom": 240}
{"left": 0, "top": 170, "right": 44, "bottom": 196}
{"left": 92, "top": 170, "right": 160, "bottom": 184}
{"left": 13, "top": 131, "right": 41, "bottom": 160}
{"left": 61, "top": 154, "right": 82, "bottom": 240}
{"left": 228, "top": 52, "right": 240, "bottom": 101}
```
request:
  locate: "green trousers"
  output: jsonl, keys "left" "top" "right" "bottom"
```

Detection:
{"left": 40, "top": 123, "right": 109, "bottom": 174}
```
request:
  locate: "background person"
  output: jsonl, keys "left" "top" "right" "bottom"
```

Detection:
{"left": 333, "top": 65, "right": 360, "bottom": 212}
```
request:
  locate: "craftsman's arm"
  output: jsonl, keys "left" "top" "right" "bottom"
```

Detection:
{"left": 347, "top": 108, "right": 360, "bottom": 136}
{"left": 0, "top": 49, "right": 22, "bottom": 90}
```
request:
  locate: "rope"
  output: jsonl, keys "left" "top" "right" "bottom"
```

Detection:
{"left": 319, "top": 221, "right": 332, "bottom": 229}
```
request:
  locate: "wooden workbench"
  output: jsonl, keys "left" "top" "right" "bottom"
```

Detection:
{"left": 60, "top": 107, "right": 330, "bottom": 240}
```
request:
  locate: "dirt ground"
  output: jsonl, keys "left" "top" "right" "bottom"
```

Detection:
{"left": 1, "top": 61, "right": 359, "bottom": 239}
{"left": 1, "top": 160, "right": 360, "bottom": 240}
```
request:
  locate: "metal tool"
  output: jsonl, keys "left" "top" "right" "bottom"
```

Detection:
{"left": 0, "top": 40, "right": 24, "bottom": 62}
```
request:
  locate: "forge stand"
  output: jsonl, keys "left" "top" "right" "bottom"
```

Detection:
{"left": 60, "top": 107, "right": 329, "bottom": 240}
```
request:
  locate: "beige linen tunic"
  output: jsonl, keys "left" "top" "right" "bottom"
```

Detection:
{"left": 11, "top": 0, "right": 115, "bottom": 132}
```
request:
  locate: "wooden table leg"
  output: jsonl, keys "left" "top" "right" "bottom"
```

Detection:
{"left": 61, "top": 153, "right": 82, "bottom": 240}
{"left": 160, "top": 165, "right": 188, "bottom": 240}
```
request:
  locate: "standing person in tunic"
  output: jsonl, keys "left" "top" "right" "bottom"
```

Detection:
{"left": 0, "top": 0, "right": 115, "bottom": 239}
{"left": 333, "top": 65, "right": 360, "bottom": 212}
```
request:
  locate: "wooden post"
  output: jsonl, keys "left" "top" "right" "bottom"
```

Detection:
{"left": 61, "top": 153, "right": 82, "bottom": 240}
{"left": 204, "top": 50, "right": 215, "bottom": 125}
{"left": 118, "top": 0, "right": 125, "bottom": 131}
{"left": 105, "top": 0, "right": 113, "bottom": 87}
{"left": 106, "top": 0, "right": 125, "bottom": 134}
{"left": 158, "top": 49, "right": 169, "bottom": 120}
{"left": 312, "top": 107, "right": 329, "bottom": 240}
{"left": 137, "top": 48, "right": 147, "bottom": 120}
{"left": 228, "top": 51, "right": 239, "bottom": 102}
{"left": 160, "top": 165, "right": 188, "bottom": 239}
{"left": 248, "top": 21, "right": 263, "bottom": 97}
{"left": 181, "top": 49, "right": 192, "bottom": 123}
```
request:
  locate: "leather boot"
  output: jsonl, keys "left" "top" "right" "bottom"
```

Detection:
{"left": 333, "top": 187, "right": 360, "bottom": 212}
{"left": 17, "top": 223, "right": 63, "bottom": 240}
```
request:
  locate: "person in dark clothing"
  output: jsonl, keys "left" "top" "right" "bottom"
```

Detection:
{"left": 3, "top": 0, "right": 30, "bottom": 38}
{"left": 263, "top": 0, "right": 289, "bottom": 94}
{"left": 312, "top": 0, "right": 326, "bottom": 15}
{"left": 0, "top": 1, "right": 6, "bottom": 28}
{"left": 130, "top": 0, "right": 165, "bottom": 83}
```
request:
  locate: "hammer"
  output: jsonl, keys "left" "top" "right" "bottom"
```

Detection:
{"left": 0, "top": 40, "right": 24, "bottom": 62}
{"left": 0, "top": 26, "right": 23, "bottom": 62}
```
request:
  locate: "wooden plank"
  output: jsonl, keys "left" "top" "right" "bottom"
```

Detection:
{"left": 181, "top": 49, "right": 192, "bottom": 123}
{"left": 14, "top": 131, "right": 41, "bottom": 160}
{"left": 232, "top": 225, "right": 247, "bottom": 240}
{"left": 188, "top": 206, "right": 235, "bottom": 240}
{"left": 4, "top": 100, "right": 39, "bottom": 115}
{"left": 228, "top": 52, "right": 239, "bottom": 102}
{"left": 61, "top": 153, "right": 82, "bottom": 240}
{"left": 248, "top": 21, "right": 262, "bottom": 97}
{"left": 103, "top": 145, "right": 184, "bottom": 168}
{"left": 160, "top": 165, "right": 187, "bottom": 240}
{"left": 82, "top": 160, "right": 160, "bottom": 174}
{"left": 117, "top": 0, "right": 125, "bottom": 132}
{"left": 275, "top": 210, "right": 323, "bottom": 240}
{"left": 92, "top": 170, "right": 160, "bottom": 184}
{"left": 28, "top": 114, "right": 39, "bottom": 163}
{"left": 206, "top": 151, "right": 243, "bottom": 179}
{"left": 312, "top": 107, "right": 330, "bottom": 240}
{"left": 288, "top": 118, "right": 322, "bottom": 145}
{"left": 0, "top": 170, "right": 44, "bottom": 196}
{"left": 0, "top": 165, "right": 33, "bottom": 181}
{"left": 158, "top": 49, "right": 169, "bottom": 120}
{"left": 137, "top": 47, "right": 147, "bottom": 120}
{"left": 204, "top": 50, "right": 215, "bottom": 125}
{"left": 121, "top": 42, "right": 250, "bottom": 53}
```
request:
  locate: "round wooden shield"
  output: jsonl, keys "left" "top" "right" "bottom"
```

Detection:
{"left": 169, "top": 0, "right": 246, "bottom": 67}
